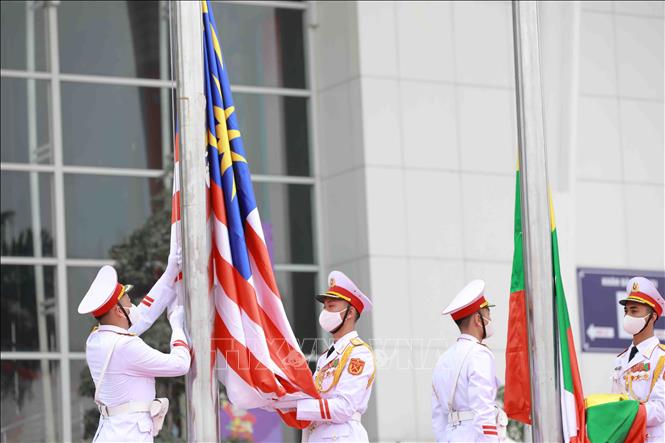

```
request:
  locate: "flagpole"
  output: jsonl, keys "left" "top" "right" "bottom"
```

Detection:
{"left": 511, "top": 1, "right": 563, "bottom": 441}
{"left": 172, "top": 2, "right": 219, "bottom": 442}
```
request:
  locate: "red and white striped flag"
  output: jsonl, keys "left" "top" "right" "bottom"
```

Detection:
{"left": 169, "top": 1, "right": 319, "bottom": 426}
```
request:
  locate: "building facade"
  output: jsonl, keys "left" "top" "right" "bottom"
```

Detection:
{"left": 1, "top": 1, "right": 663, "bottom": 442}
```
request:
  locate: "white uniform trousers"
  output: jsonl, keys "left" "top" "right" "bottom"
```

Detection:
{"left": 303, "top": 419, "right": 368, "bottom": 443}
{"left": 93, "top": 412, "right": 153, "bottom": 443}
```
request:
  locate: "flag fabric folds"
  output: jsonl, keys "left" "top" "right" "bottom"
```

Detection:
{"left": 503, "top": 168, "right": 531, "bottom": 425}
{"left": 201, "top": 0, "right": 318, "bottom": 409}
{"left": 586, "top": 398, "right": 646, "bottom": 443}
{"left": 550, "top": 195, "right": 587, "bottom": 442}
{"left": 504, "top": 162, "right": 587, "bottom": 442}
{"left": 170, "top": 0, "right": 319, "bottom": 414}
{"left": 170, "top": 124, "right": 182, "bottom": 276}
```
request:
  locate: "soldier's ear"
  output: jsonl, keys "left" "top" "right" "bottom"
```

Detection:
{"left": 476, "top": 312, "right": 484, "bottom": 327}
{"left": 115, "top": 304, "right": 126, "bottom": 318}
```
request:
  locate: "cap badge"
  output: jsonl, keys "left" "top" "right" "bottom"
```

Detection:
{"left": 632, "top": 282, "right": 639, "bottom": 292}
{"left": 329, "top": 277, "right": 336, "bottom": 287}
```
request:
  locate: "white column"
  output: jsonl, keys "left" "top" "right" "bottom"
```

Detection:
{"left": 171, "top": 2, "right": 219, "bottom": 441}
{"left": 511, "top": 1, "right": 562, "bottom": 441}
{"left": 44, "top": 1, "right": 73, "bottom": 440}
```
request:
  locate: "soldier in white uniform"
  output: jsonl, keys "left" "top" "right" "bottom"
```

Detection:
{"left": 432, "top": 280, "right": 507, "bottom": 442}
{"left": 78, "top": 254, "right": 191, "bottom": 442}
{"left": 611, "top": 276, "right": 665, "bottom": 441}
{"left": 275, "top": 271, "right": 375, "bottom": 442}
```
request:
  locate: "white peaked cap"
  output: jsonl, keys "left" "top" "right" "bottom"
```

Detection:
{"left": 315, "top": 270, "right": 373, "bottom": 314}
{"left": 441, "top": 279, "right": 494, "bottom": 321}
{"left": 77, "top": 265, "right": 131, "bottom": 317}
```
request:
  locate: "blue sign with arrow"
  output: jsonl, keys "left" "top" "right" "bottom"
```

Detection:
{"left": 577, "top": 268, "right": 665, "bottom": 352}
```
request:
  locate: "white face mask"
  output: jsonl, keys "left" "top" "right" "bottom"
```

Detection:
{"left": 622, "top": 314, "right": 650, "bottom": 336}
{"left": 122, "top": 304, "right": 142, "bottom": 327}
{"left": 481, "top": 316, "right": 494, "bottom": 339}
{"left": 319, "top": 308, "right": 347, "bottom": 332}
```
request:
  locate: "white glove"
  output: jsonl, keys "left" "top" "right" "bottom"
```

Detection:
{"left": 164, "top": 247, "right": 182, "bottom": 282}
{"left": 168, "top": 305, "right": 185, "bottom": 330}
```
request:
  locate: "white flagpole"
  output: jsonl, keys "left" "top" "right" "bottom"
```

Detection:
{"left": 172, "top": 1, "right": 219, "bottom": 441}
{"left": 511, "top": 1, "right": 562, "bottom": 441}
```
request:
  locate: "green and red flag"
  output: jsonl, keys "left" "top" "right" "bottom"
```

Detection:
{"left": 551, "top": 192, "right": 587, "bottom": 442}
{"left": 585, "top": 396, "right": 647, "bottom": 443}
{"left": 504, "top": 164, "right": 531, "bottom": 424}
{"left": 504, "top": 161, "right": 587, "bottom": 442}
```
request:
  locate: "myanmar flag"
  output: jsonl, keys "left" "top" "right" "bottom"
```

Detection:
{"left": 551, "top": 194, "right": 587, "bottom": 442}
{"left": 585, "top": 396, "right": 647, "bottom": 442}
{"left": 504, "top": 168, "right": 531, "bottom": 424}
{"left": 504, "top": 164, "right": 587, "bottom": 442}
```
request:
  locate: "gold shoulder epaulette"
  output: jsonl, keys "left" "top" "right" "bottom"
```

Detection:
{"left": 659, "top": 344, "right": 665, "bottom": 351}
{"left": 350, "top": 337, "right": 365, "bottom": 347}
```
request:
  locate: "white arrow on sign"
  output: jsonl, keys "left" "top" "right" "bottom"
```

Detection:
{"left": 586, "top": 324, "right": 615, "bottom": 341}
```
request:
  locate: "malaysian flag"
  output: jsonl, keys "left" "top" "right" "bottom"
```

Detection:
{"left": 170, "top": 0, "right": 319, "bottom": 421}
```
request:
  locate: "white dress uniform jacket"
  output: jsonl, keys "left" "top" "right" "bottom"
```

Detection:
{"left": 432, "top": 334, "right": 503, "bottom": 442}
{"left": 87, "top": 324, "right": 190, "bottom": 442}
{"left": 611, "top": 336, "right": 665, "bottom": 441}
{"left": 296, "top": 331, "right": 375, "bottom": 442}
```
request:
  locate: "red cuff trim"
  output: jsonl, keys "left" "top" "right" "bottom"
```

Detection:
{"left": 483, "top": 431, "right": 498, "bottom": 436}
{"left": 482, "top": 425, "right": 497, "bottom": 429}
{"left": 172, "top": 340, "right": 189, "bottom": 349}
{"left": 318, "top": 399, "right": 325, "bottom": 419}
{"left": 141, "top": 299, "right": 152, "bottom": 307}
{"left": 323, "top": 399, "right": 331, "bottom": 420}
{"left": 144, "top": 295, "right": 154, "bottom": 303}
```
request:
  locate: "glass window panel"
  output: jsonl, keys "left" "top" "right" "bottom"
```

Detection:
{"left": 70, "top": 359, "right": 96, "bottom": 443}
{"left": 254, "top": 183, "right": 314, "bottom": 265}
{"left": 1, "top": 1, "right": 49, "bottom": 71}
{"left": 212, "top": 3, "right": 306, "bottom": 89}
{"left": 58, "top": 1, "right": 171, "bottom": 79}
{"left": 0, "top": 359, "right": 61, "bottom": 442}
{"left": 67, "top": 267, "right": 99, "bottom": 352}
{"left": 64, "top": 174, "right": 165, "bottom": 259}
{"left": 1, "top": 78, "right": 52, "bottom": 164}
{"left": 1, "top": 172, "right": 55, "bottom": 257}
{"left": 275, "top": 271, "right": 318, "bottom": 355}
{"left": 61, "top": 83, "right": 171, "bottom": 169}
{"left": 1, "top": 265, "right": 57, "bottom": 352}
{"left": 234, "top": 94, "right": 310, "bottom": 176}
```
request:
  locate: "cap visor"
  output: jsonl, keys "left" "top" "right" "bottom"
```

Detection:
{"left": 619, "top": 298, "right": 653, "bottom": 307}
{"left": 315, "top": 293, "right": 346, "bottom": 304}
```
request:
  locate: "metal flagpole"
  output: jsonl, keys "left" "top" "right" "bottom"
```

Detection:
{"left": 25, "top": 2, "right": 56, "bottom": 441}
{"left": 172, "top": 1, "right": 219, "bottom": 441}
{"left": 511, "top": 1, "right": 562, "bottom": 441}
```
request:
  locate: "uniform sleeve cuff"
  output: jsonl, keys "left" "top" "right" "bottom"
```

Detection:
{"left": 297, "top": 398, "right": 331, "bottom": 421}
